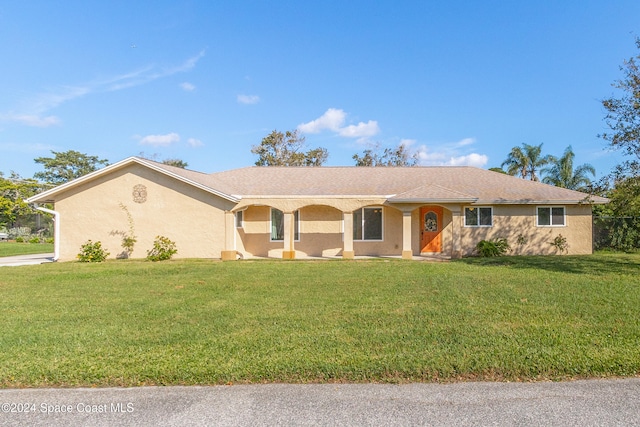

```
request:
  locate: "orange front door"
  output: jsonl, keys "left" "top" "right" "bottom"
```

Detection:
{"left": 421, "top": 206, "right": 443, "bottom": 253}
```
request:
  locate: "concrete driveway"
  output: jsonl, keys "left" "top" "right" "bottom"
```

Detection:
{"left": 0, "top": 379, "right": 639, "bottom": 426}
{"left": 0, "top": 253, "right": 54, "bottom": 267}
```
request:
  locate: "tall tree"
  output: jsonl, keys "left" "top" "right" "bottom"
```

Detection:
{"left": 161, "top": 158, "right": 189, "bottom": 169}
{"left": 542, "top": 146, "right": 595, "bottom": 191}
{"left": 353, "top": 143, "right": 418, "bottom": 167}
{"left": 501, "top": 146, "right": 529, "bottom": 179}
{"left": 34, "top": 150, "right": 109, "bottom": 185}
{"left": 251, "top": 130, "right": 328, "bottom": 166}
{"left": 600, "top": 37, "right": 640, "bottom": 175}
{"left": 0, "top": 173, "right": 42, "bottom": 228}
{"left": 593, "top": 39, "right": 640, "bottom": 250}
{"left": 501, "top": 143, "right": 552, "bottom": 181}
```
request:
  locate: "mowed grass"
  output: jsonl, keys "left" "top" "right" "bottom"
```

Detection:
{"left": 0, "top": 253, "right": 639, "bottom": 387}
{"left": 0, "top": 242, "right": 54, "bottom": 257}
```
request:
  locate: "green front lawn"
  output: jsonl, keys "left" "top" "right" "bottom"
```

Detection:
{"left": 0, "top": 241, "right": 54, "bottom": 257}
{"left": 0, "top": 253, "right": 639, "bottom": 387}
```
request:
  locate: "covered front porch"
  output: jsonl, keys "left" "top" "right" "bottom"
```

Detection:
{"left": 220, "top": 201, "right": 468, "bottom": 260}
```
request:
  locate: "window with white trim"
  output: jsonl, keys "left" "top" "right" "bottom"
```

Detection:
{"left": 537, "top": 206, "right": 565, "bottom": 226}
{"left": 353, "top": 207, "right": 383, "bottom": 241}
{"left": 270, "top": 209, "right": 300, "bottom": 241}
{"left": 464, "top": 207, "right": 493, "bottom": 227}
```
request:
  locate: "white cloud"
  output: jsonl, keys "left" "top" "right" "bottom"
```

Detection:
{"left": 2, "top": 50, "right": 206, "bottom": 128}
{"left": 338, "top": 120, "right": 380, "bottom": 138}
{"left": 0, "top": 142, "right": 57, "bottom": 153}
{"left": 298, "top": 108, "right": 380, "bottom": 140}
{"left": 416, "top": 146, "right": 447, "bottom": 164}
{"left": 415, "top": 138, "right": 488, "bottom": 167}
{"left": 237, "top": 94, "right": 260, "bottom": 105}
{"left": 139, "top": 132, "right": 180, "bottom": 147}
{"left": 455, "top": 137, "right": 476, "bottom": 147}
{"left": 1, "top": 114, "right": 60, "bottom": 127}
{"left": 187, "top": 138, "right": 204, "bottom": 147}
{"left": 180, "top": 82, "right": 196, "bottom": 92}
{"left": 447, "top": 153, "right": 488, "bottom": 167}
{"left": 298, "top": 108, "right": 346, "bottom": 133}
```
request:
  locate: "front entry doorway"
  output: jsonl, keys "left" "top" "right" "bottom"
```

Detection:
{"left": 420, "top": 206, "right": 443, "bottom": 253}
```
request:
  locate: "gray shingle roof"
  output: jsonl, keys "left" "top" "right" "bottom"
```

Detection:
{"left": 205, "top": 166, "right": 607, "bottom": 204}
{"left": 28, "top": 157, "right": 609, "bottom": 205}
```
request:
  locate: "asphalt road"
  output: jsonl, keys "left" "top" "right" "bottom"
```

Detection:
{"left": 1, "top": 379, "right": 639, "bottom": 426}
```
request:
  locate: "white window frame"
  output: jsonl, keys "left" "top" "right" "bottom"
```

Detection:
{"left": 536, "top": 206, "right": 566, "bottom": 227}
{"left": 270, "top": 208, "right": 300, "bottom": 242}
{"left": 464, "top": 206, "right": 493, "bottom": 227}
{"left": 353, "top": 206, "right": 384, "bottom": 242}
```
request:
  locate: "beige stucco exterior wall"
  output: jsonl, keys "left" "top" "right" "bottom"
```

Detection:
{"left": 235, "top": 201, "right": 594, "bottom": 259}
{"left": 457, "top": 204, "right": 593, "bottom": 256}
{"left": 53, "top": 163, "right": 235, "bottom": 261}
{"left": 237, "top": 204, "right": 406, "bottom": 258}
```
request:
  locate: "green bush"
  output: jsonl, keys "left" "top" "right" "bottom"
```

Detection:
{"left": 77, "top": 240, "right": 110, "bottom": 262}
{"left": 45, "top": 237, "right": 54, "bottom": 244}
{"left": 146, "top": 236, "right": 177, "bottom": 262}
{"left": 476, "top": 238, "right": 510, "bottom": 257}
{"left": 8, "top": 227, "right": 31, "bottom": 239}
{"left": 29, "top": 236, "right": 41, "bottom": 244}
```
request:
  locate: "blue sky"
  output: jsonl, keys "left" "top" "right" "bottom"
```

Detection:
{"left": 1, "top": 1, "right": 638, "bottom": 180}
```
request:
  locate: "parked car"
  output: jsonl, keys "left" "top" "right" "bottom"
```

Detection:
{"left": 0, "top": 232, "right": 8, "bottom": 240}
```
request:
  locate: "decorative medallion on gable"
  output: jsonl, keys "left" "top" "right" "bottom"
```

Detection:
{"left": 132, "top": 184, "right": 147, "bottom": 203}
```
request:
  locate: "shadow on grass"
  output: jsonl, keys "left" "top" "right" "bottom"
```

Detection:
{"left": 455, "top": 252, "right": 640, "bottom": 275}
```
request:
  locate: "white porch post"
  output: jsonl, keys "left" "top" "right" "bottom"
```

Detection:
{"left": 221, "top": 211, "right": 237, "bottom": 260}
{"left": 343, "top": 211, "right": 354, "bottom": 259}
{"left": 282, "top": 211, "right": 295, "bottom": 259}
{"left": 402, "top": 210, "right": 413, "bottom": 259}
{"left": 451, "top": 207, "right": 463, "bottom": 259}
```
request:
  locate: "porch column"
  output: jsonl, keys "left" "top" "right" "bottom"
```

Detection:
{"left": 342, "top": 211, "right": 355, "bottom": 259}
{"left": 402, "top": 211, "right": 413, "bottom": 260}
{"left": 451, "top": 207, "right": 463, "bottom": 259}
{"left": 282, "top": 211, "right": 296, "bottom": 259}
{"left": 221, "top": 211, "right": 237, "bottom": 261}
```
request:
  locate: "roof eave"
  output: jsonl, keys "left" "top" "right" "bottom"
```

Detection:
{"left": 480, "top": 198, "right": 609, "bottom": 205}
{"left": 26, "top": 157, "right": 239, "bottom": 204}
{"left": 388, "top": 198, "right": 478, "bottom": 204}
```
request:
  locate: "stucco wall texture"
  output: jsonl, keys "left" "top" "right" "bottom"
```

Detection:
{"left": 54, "top": 164, "right": 235, "bottom": 261}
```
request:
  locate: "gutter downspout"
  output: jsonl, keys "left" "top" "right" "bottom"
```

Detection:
{"left": 34, "top": 206, "right": 60, "bottom": 261}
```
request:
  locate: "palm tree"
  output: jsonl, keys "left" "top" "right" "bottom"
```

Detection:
{"left": 542, "top": 146, "right": 595, "bottom": 191}
{"left": 502, "top": 143, "right": 552, "bottom": 181}
{"left": 502, "top": 146, "right": 529, "bottom": 179}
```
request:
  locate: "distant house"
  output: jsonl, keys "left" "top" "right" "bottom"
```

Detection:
{"left": 27, "top": 157, "right": 608, "bottom": 261}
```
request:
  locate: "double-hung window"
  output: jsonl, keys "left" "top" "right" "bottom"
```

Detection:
{"left": 353, "top": 207, "right": 383, "bottom": 241}
{"left": 464, "top": 207, "right": 493, "bottom": 227}
{"left": 537, "top": 206, "right": 565, "bottom": 226}
{"left": 270, "top": 209, "right": 300, "bottom": 241}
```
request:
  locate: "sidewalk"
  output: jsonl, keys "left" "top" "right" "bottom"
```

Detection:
{"left": 0, "top": 253, "right": 54, "bottom": 267}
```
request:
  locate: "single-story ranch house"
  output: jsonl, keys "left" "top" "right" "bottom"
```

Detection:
{"left": 27, "top": 156, "right": 608, "bottom": 261}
